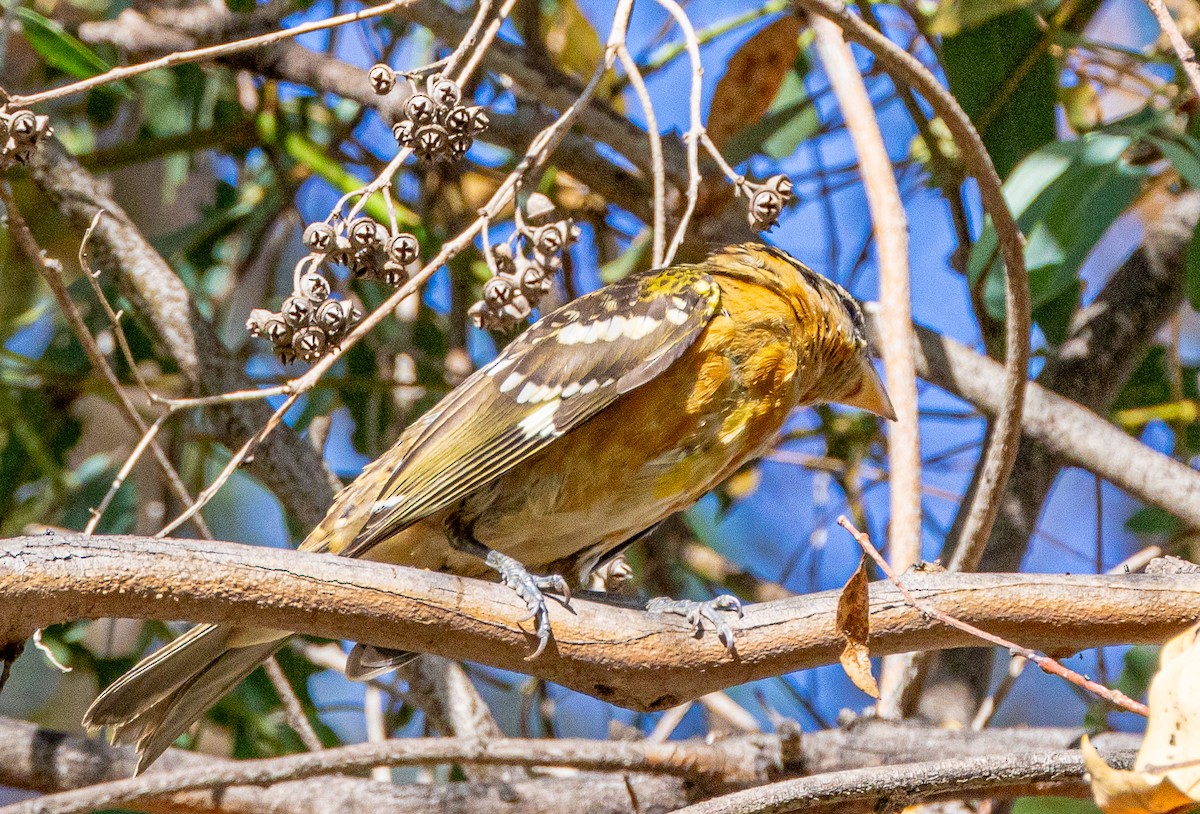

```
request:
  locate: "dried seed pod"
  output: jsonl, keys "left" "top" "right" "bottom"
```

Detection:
{"left": 447, "top": 132, "right": 472, "bottom": 159}
{"left": 298, "top": 273, "right": 331, "bottom": 303}
{"left": 766, "top": 173, "right": 794, "bottom": 199}
{"left": 263, "top": 314, "right": 292, "bottom": 346}
{"left": 748, "top": 189, "right": 783, "bottom": 232}
{"left": 351, "top": 247, "right": 381, "bottom": 278}
{"left": 483, "top": 274, "right": 517, "bottom": 308}
{"left": 388, "top": 232, "right": 420, "bottom": 265}
{"left": 524, "top": 192, "right": 556, "bottom": 223}
{"left": 314, "top": 299, "right": 348, "bottom": 337}
{"left": 348, "top": 217, "right": 385, "bottom": 249}
{"left": 292, "top": 326, "right": 327, "bottom": 361}
{"left": 490, "top": 243, "right": 516, "bottom": 276}
{"left": 368, "top": 63, "right": 396, "bottom": 95}
{"left": 747, "top": 175, "right": 794, "bottom": 232}
{"left": 412, "top": 125, "right": 447, "bottom": 161}
{"left": 281, "top": 295, "right": 313, "bottom": 328}
{"left": 468, "top": 300, "right": 497, "bottom": 330}
{"left": 431, "top": 78, "right": 461, "bottom": 107}
{"left": 380, "top": 260, "right": 408, "bottom": 287}
{"left": 392, "top": 119, "right": 415, "bottom": 146}
{"left": 517, "top": 261, "right": 552, "bottom": 300}
{"left": 8, "top": 110, "right": 38, "bottom": 140}
{"left": 534, "top": 223, "right": 565, "bottom": 256}
{"left": 246, "top": 308, "right": 274, "bottom": 337}
{"left": 405, "top": 93, "right": 436, "bottom": 124}
{"left": 501, "top": 289, "right": 532, "bottom": 323}
{"left": 467, "top": 106, "right": 490, "bottom": 133}
{"left": 443, "top": 105, "right": 472, "bottom": 133}
{"left": 303, "top": 222, "right": 337, "bottom": 254}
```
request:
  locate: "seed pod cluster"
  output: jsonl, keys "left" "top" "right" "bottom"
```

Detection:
{"left": 246, "top": 271, "right": 363, "bottom": 364}
{"left": 389, "top": 75, "right": 489, "bottom": 163}
{"left": 745, "top": 174, "right": 794, "bottom": 232}
{"left": 0, "top": 107, "right": 53, "bottom": 170}
{"left": 470, "top": 197, "right": 579, "bottom": 331}
{"left": 303, "top": 219, "right": 421, "bottom": 286}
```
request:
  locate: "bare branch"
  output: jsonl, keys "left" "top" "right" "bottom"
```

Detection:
{"left": 4, "top": 1, "right": 416, "bottom": 108}
{"left": 668, "top": 749, "right": 1136, "bottom": 814}
{"left": 900, "top": 317, "right": 1200, "bottom": 530}
{"left": 791, "top": 0, "right": 1031, "bottom": 572}
{"left": 1, "top": 534, "right": 1197, "bottom": 711}
{"left": 1144, "top": 0, "right": 1200, "bottom": 99}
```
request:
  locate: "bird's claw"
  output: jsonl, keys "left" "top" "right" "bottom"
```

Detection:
{"left": 485, "top": 550, "right": 570, "bottom": 660}
{"left": 646, "top": 594, "right": 743, "bottom": 653}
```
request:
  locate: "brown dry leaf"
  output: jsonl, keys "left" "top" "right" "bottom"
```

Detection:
{"left": 1083, "top": 622, "right": 1200, "bottom": 814}
{"left": 836, "top": 556, "right": 878, "bottom": 698}
{"left": 707, "top": 16, "right": 802, "bottom": 151}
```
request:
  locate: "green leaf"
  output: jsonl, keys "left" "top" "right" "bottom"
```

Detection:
{"left": 600, "top": 232, "right": 651, "bottom": 283}
{"left": 928, "top": 0, "right": 1038, "bottom": 36}
{"left": 1147, "top": 134, "right": 1200, "bottom": 189}
{"left": 1115, "top": 645, "right": 1159, "bottom": 699}
{"left": 941, "top": 11, "right": 1057, "bottom": 179}
{"left": 16, "top": 8, "right": 128, "bottom": 97}
{"left": 1126, "top": 505, "right": 1184, "bottom": 536}
{"left": 970, "top": 134, "right": 1147, "bottom": 328}
{"left": 1186, "top": 217, "right": 1200, "bottom": 312}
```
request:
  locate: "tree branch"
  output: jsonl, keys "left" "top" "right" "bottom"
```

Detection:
{"left": 0, "top": 715, "right": 1143, "bottom": 814}
{"left": 0, "top": 717, "right": 692, "bottom": 814}
{"left": 670, "top": 748, "right": 1136, "bottom": 814}
{"left": 896, "top": 317, "right": 1200, "bottom": 528}
{"left": 1, "top": 534, "right": 1197, "bottom": 711}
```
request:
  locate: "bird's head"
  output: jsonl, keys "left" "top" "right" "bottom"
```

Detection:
{"left": 706, "top": 243, "right": 896, "bottom": 421}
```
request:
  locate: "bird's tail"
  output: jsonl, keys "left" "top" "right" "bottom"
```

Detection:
{"left": 83, "top": 623, "right": 290, "bottom": 773}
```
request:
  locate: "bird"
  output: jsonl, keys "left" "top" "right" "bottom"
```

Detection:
{"left": 83, "top": 241, "right": 895, "bottom": 771}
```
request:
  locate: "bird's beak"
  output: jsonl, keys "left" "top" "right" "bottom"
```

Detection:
{"left": 840, "top": 358, "right": 897, "bottom": 421}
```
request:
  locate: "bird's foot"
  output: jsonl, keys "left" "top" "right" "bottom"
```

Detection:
{"left": 485, "top": 550, "right": 571, "bottom": 660}
{"left": 646, "top": 594, "right": 743, "bottom": 653}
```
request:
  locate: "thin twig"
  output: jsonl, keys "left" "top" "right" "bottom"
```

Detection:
{"left": 4, "top": 1, "right": 417, "bottom": 108}
{"left": 264, "top": 656, "right": 323, "bottom": 752}
{"left": 809, "top": 17, "right": 919, "bottom": 717}
{"left": 1143, "top": 0, "right": 1200, "bottom": 99}
{"left": 790, "top": 0, "right": 1030, "bottom": 573}
{"left": 655, "top": 0, "right": 704, "bottom": 266}
{"left": 0, "top": 185, "right": 211, "bottom": 540}
{"left": 83, "top": 414, "right": 166, "bottom": 536}
{"left": 616, "top": 44, "right": 666, "bottom": 267}
{"left": 79, "top": 212, "right": 154, "bottom": 400}
{"left": 836, "top": 517, "right": 1149, "bottom": 717}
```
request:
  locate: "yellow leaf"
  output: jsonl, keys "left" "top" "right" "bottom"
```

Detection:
{"left": 1139, "top": 623, "right": 1200, "bottom": 799}
{"left": 707, "top": 16, "right": 802, "bottom": 151}
{"left": 1083, "top": 622, "right": 1200, "bottom": 814}
{"left": 835, "top": 556, "right": 878, "bottom": 698}
{"left": 1082, "top": 736, "right": 1196, "bottom": 814}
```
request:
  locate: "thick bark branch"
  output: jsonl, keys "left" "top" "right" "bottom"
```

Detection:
{"left": 1, "top": 534, "right": 1197, "bottom": 711}
{"left": 899, "top": 319, "right": 1200, "bottom": 528}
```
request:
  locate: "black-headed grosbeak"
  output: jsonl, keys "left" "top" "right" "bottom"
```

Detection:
{"left": 85, "top": 242, "right": 894, "bottom": 770}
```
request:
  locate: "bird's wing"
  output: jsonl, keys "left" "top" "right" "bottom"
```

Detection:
{"left": 339, "top": 266, "right": 722, "bottom": 558}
